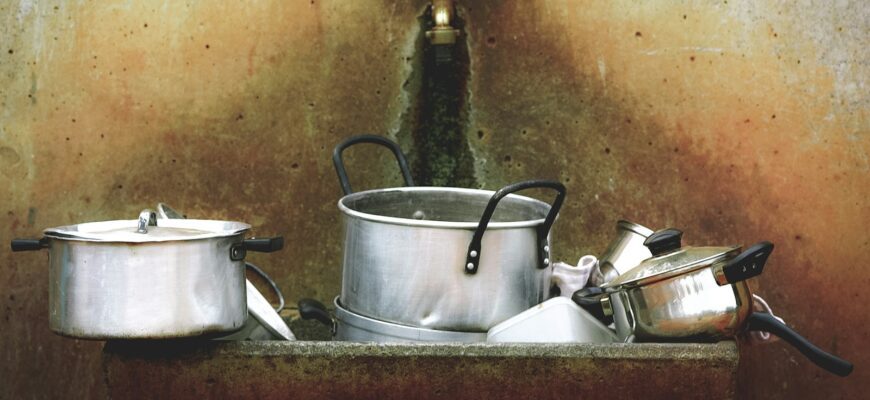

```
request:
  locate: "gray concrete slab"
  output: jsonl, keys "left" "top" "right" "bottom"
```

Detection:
{"left": 104, "top": 340, "right": 738, "bottom": 399}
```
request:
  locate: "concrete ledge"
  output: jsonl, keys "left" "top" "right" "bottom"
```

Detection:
{"left": 104, "top": 341, "right": 738, "bottom": 399}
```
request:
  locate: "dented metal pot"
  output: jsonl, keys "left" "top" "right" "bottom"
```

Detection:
{"left": 333, "top": 135, "right": 566, "bottom": 331}
{"left": 10, "top": 209, "right": 283, "bottom": 339}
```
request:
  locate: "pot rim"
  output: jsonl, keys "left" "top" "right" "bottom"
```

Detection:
{"left": 334, "top": 297, "right": 488, "bottom": 339}
{"left": 337, "top": 186, "right": 551, "bottom": 229}
{"left": 602, "top": 246, "right": 741, "bottom": 291}
{"left": 43, "top": 218, "right": 251, "bottom": 243}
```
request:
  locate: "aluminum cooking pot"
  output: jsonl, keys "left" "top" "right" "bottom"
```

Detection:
{"left": 298, "top": 298, "right": 487, "bottom": 343}
{"left": 10, "top": 209, "right": 284, "bottom": 339}
{"left": 333, "top": 135, "right": 566, "bottom": 331}
{"left": 154, "top": 203, "right": 294, "bottom": 341}
{"left": 573, "top": 228, "right": 852, "bottom": 377}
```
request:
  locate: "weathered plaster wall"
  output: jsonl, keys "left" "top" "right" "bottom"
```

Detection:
{"left": 1, "top": 0, "right": 867, "bottom": 399}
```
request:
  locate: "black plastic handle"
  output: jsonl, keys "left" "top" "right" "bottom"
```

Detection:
{"left": 745, "top": 312, "right": 852, "bottom": 377}
{"left": 243, "top": 237, "right": 285, "bottom": 253}
{"left": 643, "top": 228, "right": 683, "bottom": 256}
{"left": 297, "top": 298, "right": 335, "bottom": 333}
{"left": 464, "top": 180, "right": 566, "bottom": 274}
{"left": 230, "top": 237, "right": 284, "bottom": 261}
{"left": 332, "top": 134, "right": 415, "bottom": 195}
{"left": 11, "top": 238, "right": 49, "bottom": 252}
{"left": 718, "top": 241, "right": 774, "bottom": 285}
{"left": 571, "top": 287, "right": 613, "bottom": 325}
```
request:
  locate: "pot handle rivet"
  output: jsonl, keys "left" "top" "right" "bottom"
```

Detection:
{"left": 464, "top": 180, "right": 566, "bottom": 275}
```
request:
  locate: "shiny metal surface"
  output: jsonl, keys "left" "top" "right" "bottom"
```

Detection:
{"left": 607, "top": 263, "right": 752, "bottom": 341}
{"left": 603, "top": 245, "right": 740, "bottom": 291}
{"left": 597, "top": 220, "right": 654, "bottom": 283}
{"left": 334, "top": 297, "right": 486, "bottom": 343}
{"left": 339, "top": 187, "right": 554, "bottom": 331}
{"left": 47, "top": 236, "right": 247, "bottom": 339}
{"left": 44, "top": 218, "right": 251, "bottom": 242}
{"left": 217, "top": 280, "right": 294, "bottom": 341}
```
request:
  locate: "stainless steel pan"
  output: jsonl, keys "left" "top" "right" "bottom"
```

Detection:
{"left": 574, "top": 228, "right": 852, "bottom": 377}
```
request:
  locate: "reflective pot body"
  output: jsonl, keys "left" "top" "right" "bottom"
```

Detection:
{"left": 47, "top": 235, "right": 247, "bottom": 339}
{"left": 606, "top": 262, "right": 753, "bottom": 341}
{"left": 339, "top": 187, "right": 554, "bottom": 331}
{"left": 334, "top": 298, "right": 486, "bottom": 343}
{"left": 597, "top": 220, "right": 654, "bottom": 284}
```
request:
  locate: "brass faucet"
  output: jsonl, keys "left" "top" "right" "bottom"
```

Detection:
{"left": 426, "top": 0, "right": 460, "bottom": 64}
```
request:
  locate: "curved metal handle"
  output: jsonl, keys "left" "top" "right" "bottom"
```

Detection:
{"left": 245, "top": 262, "right": 285, "bottom": 313}
{"left": 464, "top": 180, "right": 566, "bottom": 274}
{"left": 332, "top": 134, "right": 415, "bottom": 195}
{"left": 156, "top": 203, "right": 185, "bottom": 219}
{"left": 136, "top": 209, "right": 157, "bottom": 234}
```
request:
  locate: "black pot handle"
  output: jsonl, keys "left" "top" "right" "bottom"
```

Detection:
{"left": 332, "top": 134, "right": 415, "bottom": 195}
{"left": 714, "top": 241, "right": 774, "bottom": 285}
{"left": 464, "top": 180, "right": 566, "bottom": 274}
{"left": 298, "top": 298, "right": 336, "bottom": 335}
{"left": 571, "top": 287, "right": 614, "bottom": 325}
{"left": 746, "top": 312, "right": 853, "bottom": 377}
{"left": 230, "top": 237, "right": 284, "bottom": 261}
{"left": 11, "top": 238, "right": 49, "bottom": 252}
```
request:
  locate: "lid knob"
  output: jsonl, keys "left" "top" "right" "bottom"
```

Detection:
{"left": 644, "top": 228, "right": 683, "bottom": 256}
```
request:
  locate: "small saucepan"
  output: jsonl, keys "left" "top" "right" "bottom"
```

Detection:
{"left": 573, "top": 228, "right": 852, "bottom": 377}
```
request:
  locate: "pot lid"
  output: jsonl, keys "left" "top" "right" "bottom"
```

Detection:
{"left": 601, "top": 228, "right": 740, "bottom": 291}
{"left": 43, "top": 209, "right": 250, "bottom": 243}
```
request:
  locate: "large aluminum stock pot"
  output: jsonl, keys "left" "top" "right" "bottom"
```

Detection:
{"left": 11, "top": 209, "right": 284, "bottom": 339}
{"left": 333, "top": 135, "right": 566, "bottom": 331}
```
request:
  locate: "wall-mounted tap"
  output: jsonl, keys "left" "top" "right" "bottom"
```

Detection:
{"left": 426, "top": 0, "right": 460, "bottom": 64}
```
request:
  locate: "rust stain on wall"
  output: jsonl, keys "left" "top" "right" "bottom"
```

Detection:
{"left": 1, "top": 0, "right": 867, "bottom": 398}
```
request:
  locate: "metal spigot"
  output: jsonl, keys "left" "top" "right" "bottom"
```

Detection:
{"left": 426, "top": 0, "right": 460, "bottom": 64}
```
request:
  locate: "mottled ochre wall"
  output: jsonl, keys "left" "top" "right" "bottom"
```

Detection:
{"left": 1, "top": 1, "right": 867, "bottom": 399}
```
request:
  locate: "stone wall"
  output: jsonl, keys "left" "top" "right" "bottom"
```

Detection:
{"left": 1, "top": 1, "right": 866, "bottom": 398}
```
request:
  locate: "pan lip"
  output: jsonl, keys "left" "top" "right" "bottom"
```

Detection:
{"left": 337, "top": 186, "right": 551, "bottom": 229}
{"left": 43, "top": 218, "right": 251, "bottom": 243}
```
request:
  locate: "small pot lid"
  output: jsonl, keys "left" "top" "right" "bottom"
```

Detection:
{"left": 43, "top": 209, "right": 250, "bottom": 243}
{"left": 601, "top": 228, "right": 740, "bottom": 291}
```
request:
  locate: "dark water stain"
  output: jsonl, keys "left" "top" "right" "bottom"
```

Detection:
{"left": 26, "top": 207, "right": 36, "bottom": 226}
{"left": 396, "top": 5, "right": 476, "bottom": 188}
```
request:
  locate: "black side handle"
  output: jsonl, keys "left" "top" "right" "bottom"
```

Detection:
{"left": 571, "top": 287, "right": 613, "bottom": 325}
{"left": 716, "top": 241, "right": 774, "bottom": 285}
{"left": 11, "top": 238, "right": 49, "bottom": 252}
{"left": 298, "top": 298, "right": 336, "bottom": 333}
{"left": 464, "top": 180, "right": 566, "bottom": 274}
{"left": 643, "top": 228, "right": 683, "bottom": 256}
{"left": 243, "top": 237, "right": 284, "bottom": 253}
{"left": 230, "top": 237, "right": 284, "bottom": 261}
{"left": 746, "top": 312, "right": 852, "bottom": 377}
{"left": 332, "top": 134, "right": 415, "bottom": 195}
